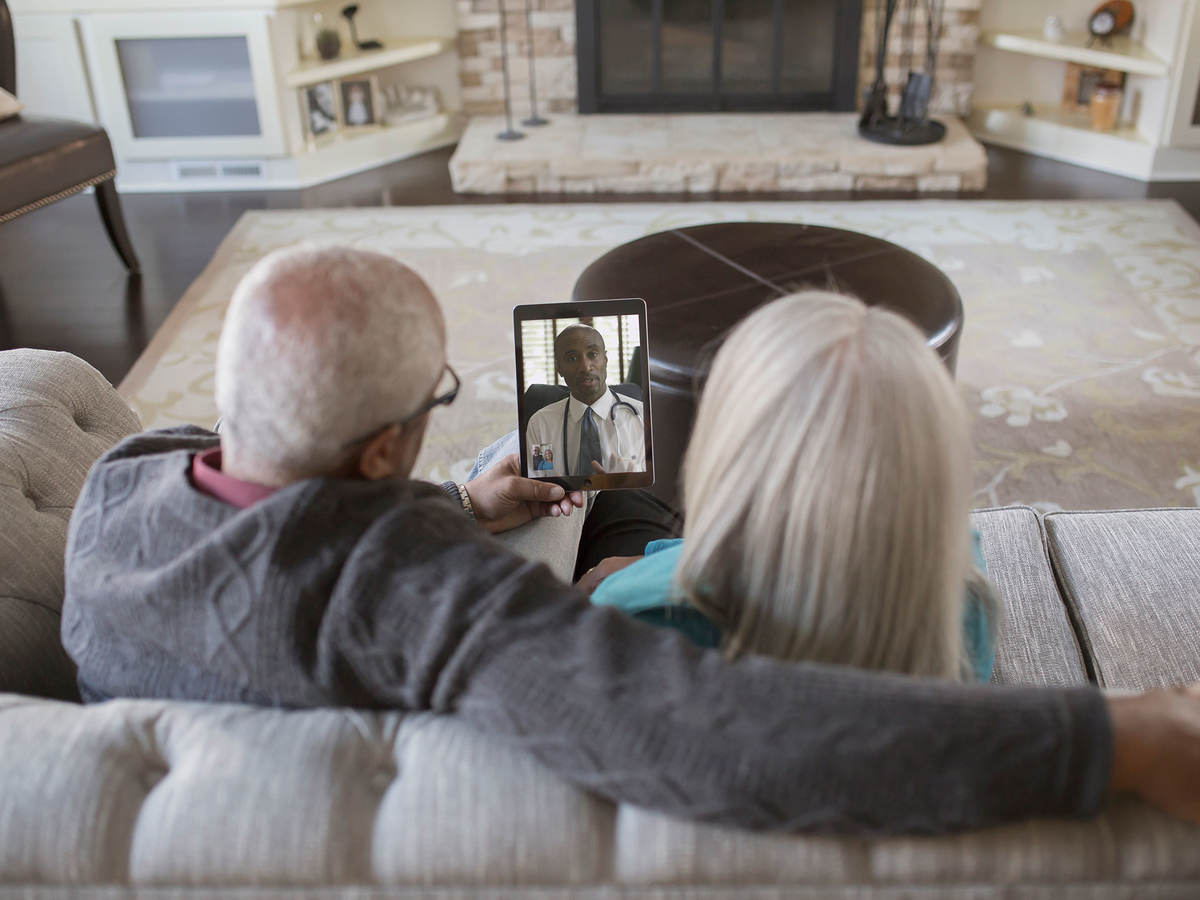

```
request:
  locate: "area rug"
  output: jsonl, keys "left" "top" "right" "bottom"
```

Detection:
{"left": 120, "top": 201, "right": 1200, "bottom": 511}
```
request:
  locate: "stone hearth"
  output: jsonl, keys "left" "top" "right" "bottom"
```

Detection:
{"left": 449, "top": 112, "right": 988, "bottom": 194}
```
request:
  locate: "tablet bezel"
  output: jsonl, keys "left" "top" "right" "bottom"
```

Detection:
{"left": 513, "top": 298, "right": 654, "bottom": 492}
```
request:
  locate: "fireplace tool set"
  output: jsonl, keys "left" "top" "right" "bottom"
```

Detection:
{"left": 859, "top": 0, "right": 948, "bottom": 145}
{"left": 496, "top": 1, "right": 548, "bottom": 141}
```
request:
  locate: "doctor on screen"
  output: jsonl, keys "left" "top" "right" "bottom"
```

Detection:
{"left": 525, "top": 324, "right": 645, "bottom": 478}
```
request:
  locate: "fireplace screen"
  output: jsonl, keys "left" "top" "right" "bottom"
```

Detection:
{"left": 577, "top": 0, "right": 861, "bottom": 113}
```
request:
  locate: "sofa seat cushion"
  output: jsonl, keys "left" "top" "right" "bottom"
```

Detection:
{"left": 2, "top": 692, "right": 1199, "bottom": 896}
{"left": 0, "top": 116, "right": 116, "bottom": 219}
{"left": 970, "top": 507, "right": 1089, "bottom": 687}
{"left": 0, "top": 349, "right": 140, "bottom": 700}
{"left": 1044, "top": 509, "right": 1200, "bottom": 691}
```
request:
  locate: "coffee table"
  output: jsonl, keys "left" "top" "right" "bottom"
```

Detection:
{"left": 571, "top": 222, "right": 964, "bottom": 504}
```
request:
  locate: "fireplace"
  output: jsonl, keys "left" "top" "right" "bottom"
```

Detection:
{"left": 576, "top": 0, "right": 862, "bottom": 114}
{"left": 450, "top": 0, "right": 989, "bottom": 195}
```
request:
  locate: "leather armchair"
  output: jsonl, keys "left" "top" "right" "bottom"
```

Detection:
{"left": 0, "top": 0, "right": 140, "bottom": 272}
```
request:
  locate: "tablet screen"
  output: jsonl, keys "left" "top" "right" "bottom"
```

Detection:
{"left": 514, "top": 298, "right": 654, "bottom": 491}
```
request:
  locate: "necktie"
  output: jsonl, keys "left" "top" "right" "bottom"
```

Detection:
{"left": 577, "top": 406, "right": 602, "bottom": 476}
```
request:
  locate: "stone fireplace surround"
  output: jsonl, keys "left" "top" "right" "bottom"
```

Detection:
{"left": 450, "top": 0, "right": 987, "bottom": 194}
{"left": 451, "top": 0, "right": 984, "bottom": 192}
{"left": 454, "top": 0, "right": 982, "bottom": 121}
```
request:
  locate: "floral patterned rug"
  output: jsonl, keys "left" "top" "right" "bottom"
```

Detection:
{"left": 120, "top": 200, "right": 1200, "bottom": 511}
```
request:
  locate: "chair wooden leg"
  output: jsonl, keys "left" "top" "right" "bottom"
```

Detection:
{"left": 94, "top": 179, "right": 141, "bottom": 274}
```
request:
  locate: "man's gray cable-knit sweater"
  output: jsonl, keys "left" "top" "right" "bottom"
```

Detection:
{"left": 62, "top": 427, "right": 1113, "bottom": 834}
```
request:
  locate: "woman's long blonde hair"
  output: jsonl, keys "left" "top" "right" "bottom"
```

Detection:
{"left": 676, "top": 291, "right": 974, "bottom": 681}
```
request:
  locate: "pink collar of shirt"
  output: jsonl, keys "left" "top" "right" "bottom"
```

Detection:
{"left": 191, "top": 446, "right": 278, "bottom": 509}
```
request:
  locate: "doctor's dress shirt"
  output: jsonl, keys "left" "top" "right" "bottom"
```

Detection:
{"left": 525, "top": 390, "right": 645, "bottom": 477}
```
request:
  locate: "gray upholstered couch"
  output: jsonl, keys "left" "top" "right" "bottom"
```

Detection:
{"left": 2, "top": 347, "right": 1199, "bottom": 898}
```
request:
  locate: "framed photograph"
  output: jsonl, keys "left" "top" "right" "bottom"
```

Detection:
{"left": 1062, "top": 63, "right": 1126, "bottom": 113}
{"left": 302, "top": 81, "right": 340, "bottom": 145}
{"left": 339, "top": 77, "right": 378, "bottom": 128}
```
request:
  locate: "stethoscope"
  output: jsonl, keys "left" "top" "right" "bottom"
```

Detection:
{"left": 562, "top": 387, "right": 641, "bottom": 475}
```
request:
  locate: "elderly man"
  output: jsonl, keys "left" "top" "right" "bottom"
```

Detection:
{"left": 62, "top": 245, "right": 1200, "bottom": 834}
{"left": 525, "top": 323, "right": 646, "bottom": 478}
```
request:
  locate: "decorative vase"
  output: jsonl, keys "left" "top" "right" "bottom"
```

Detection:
{"left": 1090, "top": 86, "right": 1122, "bottom": 131}
{"left": 316, "top": 28, "right": 341, "bottom": 61}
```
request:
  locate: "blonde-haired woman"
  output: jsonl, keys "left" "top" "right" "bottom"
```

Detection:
{"left": 587, "top": 290, "right": 996, "bottom": 682}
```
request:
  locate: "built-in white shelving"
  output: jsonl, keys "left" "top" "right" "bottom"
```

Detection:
{"left": 283, "top": 34, "right": 461, "bottom": 191}
{"left": 9, "top": 0, "right": 465, "bottom": 190}
{"left": 968, "top": 99, "right": 1159, "bottom": 180}
{"left": 294, "top": 112, "right": 459, "bottom": 184}
{"left": 979, "top": 30, "right": 1170, "bottom": 78}
{"left": 970, "top": 0, "right": 1200, "bottom": 181}
{"left": 285, "top": 37, "right": 454, "bottom": 89}
{"left": 968, "top": 103, "right": 1157, "bottom": 179}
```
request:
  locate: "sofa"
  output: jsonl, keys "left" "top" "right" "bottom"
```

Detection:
{"left": 1, "top": 347, "right": 1199, "bottom": 898}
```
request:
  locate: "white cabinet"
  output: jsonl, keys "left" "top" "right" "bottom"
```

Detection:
{"left": 1164, "top": 0, "right": 1200, "bottom": 147}
{"left": 9, "top": 13, "right": 96, "bottom": 124}
{"left": 9, "top": 0, "right": 463, "bottom": 191}
{"left": 81, "top": 11, "right": 286, "bottom": 159}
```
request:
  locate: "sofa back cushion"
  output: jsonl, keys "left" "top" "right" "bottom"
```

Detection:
{"left": 0, "top": 349, "right": 140, "bottom": 700}
{"left": 2, "top": 693, "right": 1199, "bottom": 893}
{"left": 969, "top": 506, "right": 1089, "bottom": 686}
{"left": 1044, "top": 508, "right": 1200, "bottom": 690}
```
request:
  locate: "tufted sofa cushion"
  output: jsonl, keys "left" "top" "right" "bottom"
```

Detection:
{"left": 1, "top": 691, "right": 1199, "bottom": 897}
{"left": 0, "top": 349, "right": 140, "bottom": 700}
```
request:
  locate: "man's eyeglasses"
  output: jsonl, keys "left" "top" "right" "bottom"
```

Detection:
{"left": 343, "top": 364, "right": 460, "bottom": 449}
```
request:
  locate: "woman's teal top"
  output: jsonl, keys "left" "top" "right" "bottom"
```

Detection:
{"left": 591, "top": 533, "right": 996, "bottom": 682}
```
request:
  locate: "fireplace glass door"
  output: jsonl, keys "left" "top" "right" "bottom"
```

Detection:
{"left": 578, "top": 0, "right": 861, "bottom": 113}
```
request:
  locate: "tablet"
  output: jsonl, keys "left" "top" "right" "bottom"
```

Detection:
{"left": 514, "top": 298, "right": 654, "bottom": 491}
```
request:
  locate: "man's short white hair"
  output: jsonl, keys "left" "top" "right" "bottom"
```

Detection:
{"left": 215, "top": 244, "right": 445, "bottom": 481}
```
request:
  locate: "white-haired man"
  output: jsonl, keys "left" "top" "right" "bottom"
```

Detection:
{"left": 62, "top": 246, "right": 1200, "bottom": 834}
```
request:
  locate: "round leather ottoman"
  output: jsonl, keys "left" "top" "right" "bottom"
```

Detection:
{"left": 571, "top": 222, "right": 964, "bottom": 504}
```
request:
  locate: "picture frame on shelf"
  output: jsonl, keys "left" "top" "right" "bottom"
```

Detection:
{"left": 381, "top": 84, "right": 442, "bottom": 127}
{"left": 1062, "top": 63, "right": 1126, "bottom": 113}
{"left": 302, "top": 81, "right": 340, "bottom": 147}
{"left": 340, "top": 77, "right": 379, "bottom": 129}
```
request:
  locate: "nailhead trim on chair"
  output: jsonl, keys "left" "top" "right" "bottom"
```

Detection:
{"left": 0, "top": 169, "right": 116, "bottom": 224}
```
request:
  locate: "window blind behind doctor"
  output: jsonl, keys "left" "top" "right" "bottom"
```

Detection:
{"left": 522, "top": 315, "right": 640, "bottom": 388}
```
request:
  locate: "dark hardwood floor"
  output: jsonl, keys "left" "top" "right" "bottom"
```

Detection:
{"left": 2, "top": 144, "right": 1198, "bottom": 386}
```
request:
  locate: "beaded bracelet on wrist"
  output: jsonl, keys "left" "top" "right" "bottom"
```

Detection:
{"left": 440, "top": 480, "right": 476, "bottom": 520}
{"left": 455, "top": 482, "right": 476, "bottom": 520}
